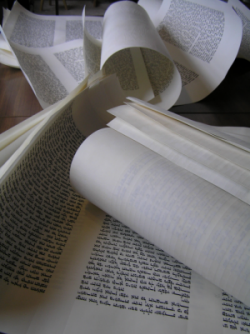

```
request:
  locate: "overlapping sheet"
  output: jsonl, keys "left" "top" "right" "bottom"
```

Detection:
{"left": 1, "top": 0, "right": 247, "bottom": 109}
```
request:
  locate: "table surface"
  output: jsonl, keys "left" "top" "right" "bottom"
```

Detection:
{"left": 0, "top": 58, "right": 250, "bottom": 135}
{"left": 0, "top": 63, "right": 41, "bottom": 134}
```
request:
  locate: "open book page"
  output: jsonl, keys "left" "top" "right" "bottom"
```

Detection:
{"left": 0, "top": 125, "right": 41, "bottom": 168}
{"left": 228, "top": 0, "right": 250, "bottom": 61}
{"left": 70, "top": 128, "right": 250, "bottom": 308}
{"left": 0, "top": 74, "right": 123, "bottom": 181}
{"left": 0, "top": 78, "right": 248, "bottom": 334}
{"left": 110, "top": 103, "right": 250, "bottom": 169}
{"left": 62, "top": 217, "right": 223, "bottom": 334}
{"left": 0, "top": 1, "right": 103, "bottom": 61}
{"left": 83, "top": 1, "right": 182, "bottom": 109}
{"left": 0, "top": 2, "right": 104, "bottom": 97}
{"left": 4, "top": 38, "right": 84, "bottom": 109}
{"left": 0, "top": 74, "right": 89, "bottom": 162}
{"left": 101, "top": 1, "right": 181, "bottom": 107}
{"left": 0, "top": 75, "right": 124, "bottom": 332}
{"left": 0, "top": 83, "right": 82, "bottom": 173}
{"left": 0, "top": 1, "right": 103, "bottom": 46}
{"left": 128, "top": 97, "right": 250, "bottom": 152}
{"left": 0, "top": 86, "right": 89, "bottom": 334}
{"left": 111, "top": 108, "right": 250, "bottom": 148}
{"left": 107, "top": 112, "right": 250, "bottom": 205}
{"left": 0, "top": 100, "right": 63, "bottom": 150}
{"left": 2, "top": 0, "right": 243, "bottom": 110}
{"left": 2, "top": 1, "right": 83, "bottom": 47}
{"left": 140, "top": 0, "right": 242, "bottom": 105}
{"left": 1, "top": 1, "right": 103, "bottom": 46}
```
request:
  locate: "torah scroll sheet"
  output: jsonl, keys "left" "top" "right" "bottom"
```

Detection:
{"left": 139, "top": 0, "right": 243, "bottom": 105}
{"left": 1, "top": 2, "right": 103, "bottom": 107}
{"left": 83, "top": 1, "right": 182, "bottom": 110}
{"left": 4, "top": 39, "right": 85, "bottom": 109}
{"left": 0, "top": 75, "right": 249, "bottom": 334}
{"left": 71, "top": 127, "right": 250, "bottom": 308}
